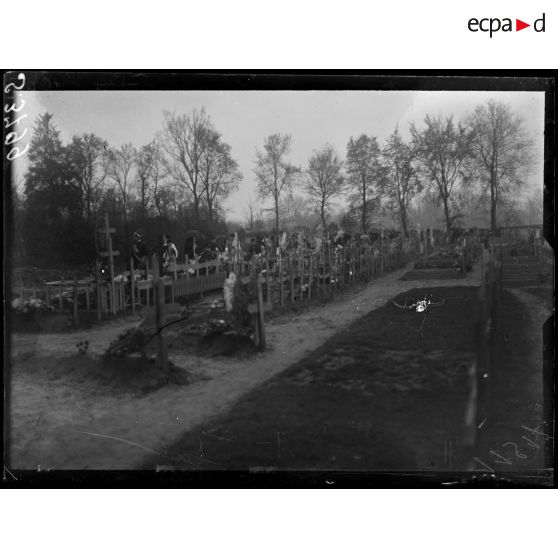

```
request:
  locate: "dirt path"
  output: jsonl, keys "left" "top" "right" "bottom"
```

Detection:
{"left": 8, "top": 261, "right": 483, "bottom": 470}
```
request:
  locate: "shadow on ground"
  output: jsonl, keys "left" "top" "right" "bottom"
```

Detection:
{"left": 146, "top": 286, "right": 483, "bottom": 471}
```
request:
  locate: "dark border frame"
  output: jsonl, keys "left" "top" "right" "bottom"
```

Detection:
{"left": 2, "top": 71, "right": 555, "bottom": 488}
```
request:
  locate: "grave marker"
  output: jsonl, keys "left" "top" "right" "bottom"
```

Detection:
{"left": 97, "top": 212, "right": 120, "bottom": 315}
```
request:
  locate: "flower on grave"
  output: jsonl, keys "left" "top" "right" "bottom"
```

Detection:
{"left": 13, "top": 296, "right": 54, "bottom": 314}
{"left": 262, "top": 237, "right": 273, "bottom": 250}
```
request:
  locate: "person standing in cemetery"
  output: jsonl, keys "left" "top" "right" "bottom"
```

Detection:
{"left": 132, "top": 232, "right": 147, "bottom": 277}
{"left": 163, "top": 236, "right": 179, "bottom": 274}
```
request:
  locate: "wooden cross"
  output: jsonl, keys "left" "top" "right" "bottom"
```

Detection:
{"left": 151, "top": 253, "right": 168, "bottom": 373}
{"left": 97, "top": 212, "right": 120, "bottom": 315}
{"left": 243, "top": 258, "right": 273, "bottom": 350}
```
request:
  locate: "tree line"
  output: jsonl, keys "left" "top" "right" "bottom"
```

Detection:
{"left": 254, "top": 101, "right": 535, "bottom": 238}
{"left": 14, "top": 108, "right": 242, "bottom": 267}
{"left": 14, "top": 99, "right": 537, "bottom": 269}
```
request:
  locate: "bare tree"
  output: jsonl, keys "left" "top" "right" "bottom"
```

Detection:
{"left": 244, "top": 196, "right": 266, "bottom": 231}
{"left": 157, "top": 185, "right": 180, "bottom": 219}
{"left": 305, "top": 144, "right": 344, "bottom": 230}
{"left": 244, "top": 196, "right": 258, "bottom": 231}
{"left": 497, "top": 197, "right": 523, "bottom": 231}
{"left": 382, "top": 128, "right": 422, "bottom": 236}
{"left": 345, "top": 134, "right": 387, "bottom": 233}
{"left": 523, "top": 189, "right": 543, "bottom": 225}
{"left": 410, "top": 116, "right": 475, "bottom": 233}
{"left": 454, "top": 182, "right": 489, "bottom": 229}
{"left": 280, "top": 193, "right": 315, "bottom": 228}
{"left": 106, "top": 143, "right": 136, "bottom": 246}
{"left": 410, "top": 192, "right": 448, "bottom": 230}
{"left": 68, "top": 133, "right": 109, "bottom": 222}
{"left": 253, "top": 133, "right": 300, "bottom": 232}
{"left": 135, "top": 141, "right": 156, "bottom": 223}
{"left": 467, "top": 100, "right": 533, "bottom": 233}
{"left": 161, "top": 108, "right": 212, "bottom": 226}
{"left": 147, "top": 137, "right": 170, "bottom": 219}
{"left": 200, "top": 130, "right": 242, "bottom": 225}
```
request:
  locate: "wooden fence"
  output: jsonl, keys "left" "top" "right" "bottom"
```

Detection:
{"left": 533, "top": 241, "right": 553, "bottom": 265}
{"left": 459, "top": 239, "right": 483, "bottom": 273}
{"left": 464, "top": 243, "right": 502, "bottom": 461}
{"left": 11, "top": 237, "right": 423, "bottom": 320}
{"left": 253, "top": 241, "right": 416, "bottom": 307}
{"left": 123, "top": 240, "right": 418, "bottom": 311}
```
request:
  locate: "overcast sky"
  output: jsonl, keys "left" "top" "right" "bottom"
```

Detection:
{"left": 14, "top": 89, "right": 544, "bottom": 221}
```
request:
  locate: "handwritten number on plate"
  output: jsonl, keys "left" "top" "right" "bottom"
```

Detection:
{"left": 502, "top": 442, "right": 527, "bottom": 459}
{"left": 5, "top": 129, "right": 27, "bottom": 145}
{"left": 521, "top": 425, "right": 553, "bottom": 440}
{"left": 489, "top": 450, "right": 512, "bottom": 465}
{"left": 7, "top": 144, "right": 29, "bottom": 160}
{"left": 473, "top": 457, "right": 494, "bottom": 473}
{"left": 4, "top": 114, "right": 28, "bottom": 128}
{"left": 521, "top": 436, "right": 540, "bottom": 449}
{"left": 4, "top": 99, "right": 26, "bottom": 113}
{"left": 4, "top": 73, "right": 26, "bottom": 93}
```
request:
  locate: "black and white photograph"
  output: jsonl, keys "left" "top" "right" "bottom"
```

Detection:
{"left": 3, "top": 72, "right": 554, "bottom": 487}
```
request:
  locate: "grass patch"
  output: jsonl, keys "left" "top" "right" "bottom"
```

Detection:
{"left": 147, "top": 286, "right": 480, "bottom": 471}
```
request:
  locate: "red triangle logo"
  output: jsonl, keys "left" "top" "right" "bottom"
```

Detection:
{"left": 516, "top": 19, "right": 530, "bottom": 31}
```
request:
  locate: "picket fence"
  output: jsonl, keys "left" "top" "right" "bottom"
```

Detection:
{"left": 132, "top": 239, "right": 419, "bottom": 309}
{"left": 12, "top": 238, "right": 425, "bottom": 320}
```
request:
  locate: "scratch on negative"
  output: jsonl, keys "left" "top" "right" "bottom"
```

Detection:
{"left": 73, "top": 429, "right": 164, "bottom": 457}
{"left": 4, "top": 466, "right": 18, "bottom": 481}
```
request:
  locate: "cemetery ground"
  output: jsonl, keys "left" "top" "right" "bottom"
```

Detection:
{"left": 7, "top": 258, "right": 551, "bottom": 476}
{"left": 147, "top": 283, "right": 551, "bottom": 476}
